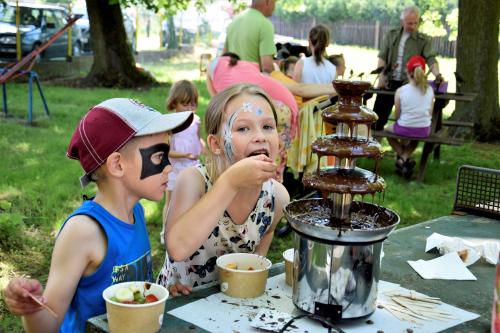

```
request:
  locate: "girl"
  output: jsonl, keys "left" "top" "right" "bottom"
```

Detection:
{"left": 386, "top": 55, "right": 434, "bottom": 178}
{"left": 293, "top": 24, "right": 337, "bottom": 84}
{"left": 157, "top": 84, "right": 290, "bottom": 296}
{"left": 163, "top": 80, "right": 206, "bottom": 212}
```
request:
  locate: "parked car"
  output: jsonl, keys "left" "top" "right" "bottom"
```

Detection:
{"left": 0, "top": 2, "right": 84, "bottom": 60}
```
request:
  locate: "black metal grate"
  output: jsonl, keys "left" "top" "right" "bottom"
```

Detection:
{"left": 454, "top": 165, "right": 500, "bottom": 219}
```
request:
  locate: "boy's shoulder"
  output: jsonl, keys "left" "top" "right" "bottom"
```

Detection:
{"left": 63, "top": 200, "right": 143, "bottom": 234}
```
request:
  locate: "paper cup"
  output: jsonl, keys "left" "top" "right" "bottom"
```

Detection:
{"left": 102, "top": 281, "right": 169, "bottom": 333}
{"left": 283, "top": 248, "right": 294, "bottom": 286}
{"left": 216, "top": 253, "right": 272, "bottom": 298}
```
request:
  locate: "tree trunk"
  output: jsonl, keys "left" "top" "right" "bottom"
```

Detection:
{"left": 453, "top": 0, "right": 500, "bottom": 141}
{"left": 167, "top": 16, "right": 178, "bottom": 50}
{"left": 83, "top": 0, "right": 156, "bottom": 88}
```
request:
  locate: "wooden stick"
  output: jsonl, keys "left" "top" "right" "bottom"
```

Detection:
{"left": 28, "top": 293, "right": 58, "bottom": 319}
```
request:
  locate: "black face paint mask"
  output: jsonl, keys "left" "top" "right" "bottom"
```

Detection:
{"left": 139, "top": 143, "right": 170, "bottom": 180}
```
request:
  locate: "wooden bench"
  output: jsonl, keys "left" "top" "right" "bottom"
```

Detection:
{"left": 372, "top": 128, "right": 468, "bottom": 182}
{"left": 365, "top": 89, "right": 476, "bottom": 182}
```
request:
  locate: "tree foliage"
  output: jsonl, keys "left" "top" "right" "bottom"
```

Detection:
{"left": 275, "top": 0, "right": 458, "bottom": 37}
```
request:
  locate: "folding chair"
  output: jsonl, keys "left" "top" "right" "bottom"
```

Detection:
{"left": 453, "top": 165, "right": 500, "bottom": 219}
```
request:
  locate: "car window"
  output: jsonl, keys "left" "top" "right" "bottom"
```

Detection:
{"left": 0, "top": 6, "right": 40, "bottom": 26}
{"left": 52, "top": 10, "right": 66, "bottom": 29}
{"left": 44, "top": 10, "right": 58, "bottom": 29}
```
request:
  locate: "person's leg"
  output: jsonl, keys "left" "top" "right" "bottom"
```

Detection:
{"left": 372, "top": 94, "right": 394, "bottom": 130}
{"left": 398, "top": 140, "right": 418, "bottom": 178}
{"left": 387, "top": 138, "right": 404, "bottom": 157}
{"left": 402, "top": 140, "right": 419, "bottom": 160}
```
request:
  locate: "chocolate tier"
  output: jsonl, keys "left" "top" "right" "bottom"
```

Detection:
{"left": 312, "top": 135, "right": 382, "bottom": 159}
{"left": 322, "top": 105, "right": 378, "bottom": 125}
{"left": 303, "top": 167, "right": 385, "bottom": 195}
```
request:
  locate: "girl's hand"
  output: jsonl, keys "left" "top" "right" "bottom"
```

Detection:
{"left": 4, "top": 277, "right": 45, "bottom": 316}
{"left": 225, "top": 155, "right": 277, "bottom": 190}
{"left": 185, "top": 153, "right": 198, "bottom": 160}
{"left": 168, "top": 283, "right": 193, "bottom": 297}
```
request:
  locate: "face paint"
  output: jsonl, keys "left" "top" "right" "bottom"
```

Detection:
{"left": 223, "top": 110, "right": 238, "bottom": 163}
{"left": 139, "top": 143, "right": 170, "bottom": 179}
{"left": 241, "top": 102, "right": 264, "bottom": 116}
{"left": 222, "top": 102, "right": 265, "bottom": 163}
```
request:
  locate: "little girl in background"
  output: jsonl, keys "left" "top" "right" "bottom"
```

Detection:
{"left": 280, "top": 56, "right": 299, "bottom": 78}
{"left": 162, "top": 80, "right": 206, "bottom": 227}
{"left": 386, "top": 55, "right": 434, "bottom": 178}
{"left": 157, "top": 84, "right": 290, "bottom": 296}
{"left": 293, "top": 24, "right": 337, "bottom": 84}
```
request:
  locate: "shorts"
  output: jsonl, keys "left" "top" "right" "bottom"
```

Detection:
{"left": 393, "top": 122, "right": 430, "bottom": 138}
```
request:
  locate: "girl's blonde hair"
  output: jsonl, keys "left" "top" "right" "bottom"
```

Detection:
{"left": 410, "top": 67, "right": 429, "bottom": 94}
{"left": 166, "top": 80, "right": 199, "bottom": 111}
{"left": 205, "top": 83, "right": 278, "bottom": 181}
{"left": 309, "top": 24, "right": 331, "bottom": 65}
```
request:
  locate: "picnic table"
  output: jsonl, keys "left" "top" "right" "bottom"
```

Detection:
{"left": 367, "top": 88, "right": 476, "bottom": 181}
{"left": 86, "top": 213, "right": 498, "bottom": 333}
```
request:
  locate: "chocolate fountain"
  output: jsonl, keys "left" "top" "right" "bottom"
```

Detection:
{"left": 284, "top": 80, "right": 400, "bottom": 322}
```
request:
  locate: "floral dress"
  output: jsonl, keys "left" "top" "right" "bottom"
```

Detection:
{"left": 157, "top": 165, "right": 276, "bottom": 288}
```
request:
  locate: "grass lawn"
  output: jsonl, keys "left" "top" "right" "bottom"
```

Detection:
{"left": 1, "top": 46, "right": 499, "bottom": 332}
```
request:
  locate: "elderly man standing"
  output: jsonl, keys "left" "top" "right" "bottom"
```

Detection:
{"left": 373, "top": 5, "right": 443, "bottom": 130}
{"left": 224, "top": 0, "right": 277, "bottom": 74}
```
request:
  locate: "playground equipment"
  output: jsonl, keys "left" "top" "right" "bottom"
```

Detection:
{"left": 0, "top": 14, "right": 81, "bottom": 124}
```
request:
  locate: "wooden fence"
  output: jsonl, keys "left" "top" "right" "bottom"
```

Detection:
{"left": 270, "top": 17, "right": 458, "bottom": 58}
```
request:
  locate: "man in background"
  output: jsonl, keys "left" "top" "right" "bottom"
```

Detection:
{"left": 373, "top": 5, "right": 443, "bottom": 130}
{"left": 224, "top": 0, "right": 277, "bottom": 73}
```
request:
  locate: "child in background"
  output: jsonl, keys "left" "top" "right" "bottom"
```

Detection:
{"left": 280, "top": 56, "right": 299, "bottom": 78}
{"left": 3, "top": 98, "right": 193, "bottom": 332}
{"left": 157, "top": 84, "right": 290, "bottom": 296}
{"left": 162, "top": 80, "right": 206, "bottom": 224}
{"left": 327, "top": 54, "right": 346, "bottom": 78}
{"left": 386, "top": 55, "right": 434, "bottom": 178}
{"left": 293, "top": 24, "right": 337, "bottom": 84}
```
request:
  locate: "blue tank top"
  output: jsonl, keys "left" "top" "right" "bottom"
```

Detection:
{"left": 59, "top": 199, "right": 153, "bottom": 333}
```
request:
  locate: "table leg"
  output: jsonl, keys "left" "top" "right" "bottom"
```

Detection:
{"left": 417, "top": 142, "right": 435, "bottom": 182}
{"left": 432, "top": 99, "right": 447, "bottom": 161}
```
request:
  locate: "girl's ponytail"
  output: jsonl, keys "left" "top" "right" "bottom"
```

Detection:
{"left": 309, "top": 25, "right": 331, "bottom": 65}
{"left": 406, "top": 55, "right": 428, "bottom": 94}
{"left": 412, "top": 66, "right": 428, "bottom": 94}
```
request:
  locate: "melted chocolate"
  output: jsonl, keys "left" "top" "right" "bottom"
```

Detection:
{"left": 312, "top": 136, "right": 382, "bottom": 159}
{"left": 286, "top": 199, "right": 397, "bottom": 229}
{"left": 293, "top": 80, "right": 399, "bottom": 232}
{"left": 303, "top": 167, "right": 385, "bottom": 194}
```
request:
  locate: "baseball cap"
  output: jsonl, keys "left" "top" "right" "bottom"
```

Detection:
{"left": 406, "top": 55, "right": 426, "bottom": 74}
{"left": 67, "top": 98, "right": 193, "bottom": 187}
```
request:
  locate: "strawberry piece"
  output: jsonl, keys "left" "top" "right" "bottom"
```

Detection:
{"left": 145, "top": 294, "right": 158, "bottom": 303}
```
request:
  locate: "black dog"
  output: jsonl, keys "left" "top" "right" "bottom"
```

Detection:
{"left": 276, "top": 42, "right": 310, "bottom": 59}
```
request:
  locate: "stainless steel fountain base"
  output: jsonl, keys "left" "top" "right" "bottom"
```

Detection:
{"left": 292, "top": 231, "right": 382, "bottom": 320}
{"left": 285, "top": 199, "right": 400, "bottom": 320}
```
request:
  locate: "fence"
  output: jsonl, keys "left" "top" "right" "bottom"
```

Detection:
{"left": 270, "top": 17, "right": 458, "bottom": 58}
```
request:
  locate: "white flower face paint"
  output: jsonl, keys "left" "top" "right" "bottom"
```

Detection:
{"left": 222, "top": 110, "right": 238, "bottom": 163}
{"left": 222, "top": 102, "right": 266, "bottom": 163}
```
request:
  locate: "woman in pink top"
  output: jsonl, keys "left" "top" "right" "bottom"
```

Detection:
{"left": 207, "top": 53, "right": 298, "bottom": 139}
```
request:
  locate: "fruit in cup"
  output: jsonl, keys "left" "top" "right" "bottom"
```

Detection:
{"left": 111, "top": 285, "right": 159, "bottom": 304}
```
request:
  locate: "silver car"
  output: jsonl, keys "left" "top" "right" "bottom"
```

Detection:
{"left": 0, "top": 2, "right": 83, "bottom": 60}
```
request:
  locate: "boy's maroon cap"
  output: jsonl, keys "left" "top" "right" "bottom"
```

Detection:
{"left": 406, "top": 55, "right": 426, "bottom": 74}
{"left": 67, "top": 98, "right": 193, "bottom": 187}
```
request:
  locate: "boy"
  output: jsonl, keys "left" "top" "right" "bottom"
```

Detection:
{"left": 3, "top": 98, "right": 193, "bottom": 333}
